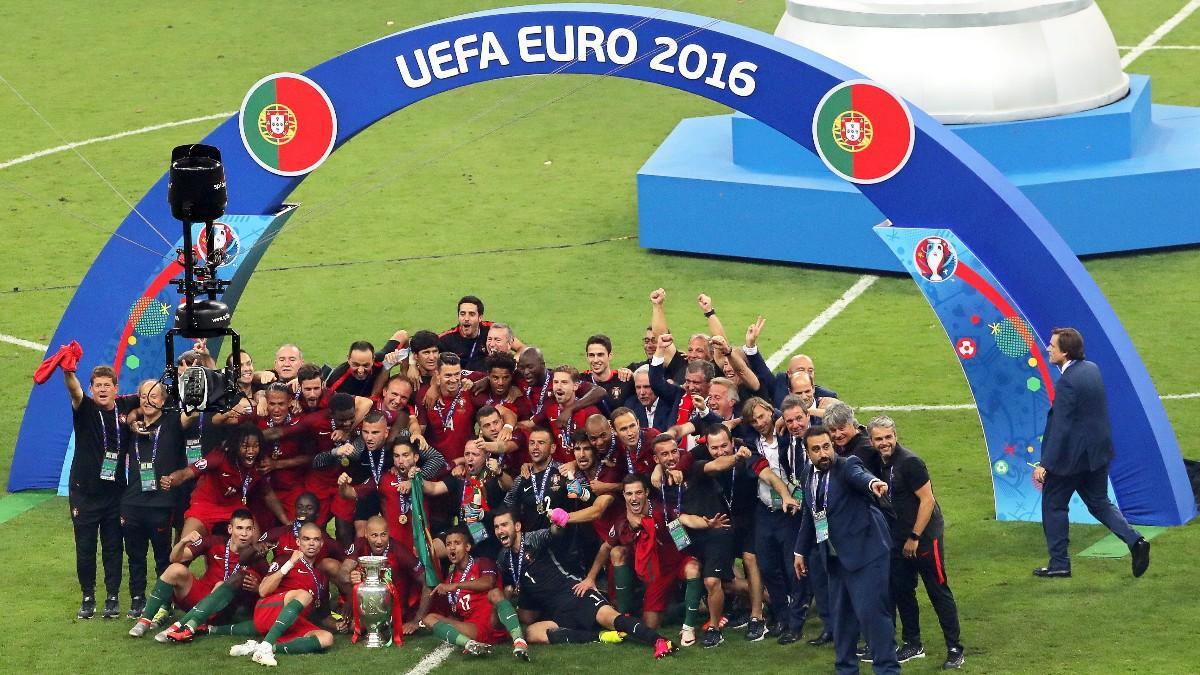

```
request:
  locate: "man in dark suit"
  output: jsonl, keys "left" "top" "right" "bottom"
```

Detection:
{"left": 794, "top": 425, "right": 899, "bottom": 675}
{"left": 1033, "top": 327, "right": 1150, "bottom": 578}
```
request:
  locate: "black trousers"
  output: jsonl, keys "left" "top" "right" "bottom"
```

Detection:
{"left": 121, "top": 506, "right": 173, "bottom": 597}
{"left": 755, "top": 505, "right": 810, "bottom": 631}
{"left": 69, "top": 492, "right": 123, "bottom": 597}
{"left": 890, "top": 536, "right": 962, "bottom": 649}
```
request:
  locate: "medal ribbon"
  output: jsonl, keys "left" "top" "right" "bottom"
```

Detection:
{"left": 266, "top": 413, "right": 292, "bottom": 458}
{"left": 525, "top": 372, "right": 550, "bottom": 418}
{"left": 367, "top": 446, "right": 386, "bottom": 485}
{"left": 509, "top": 537, "right": 525, "bottom": 593}
{"left": 449, "top": 555, "right": 475, "bottom": 608}
{"left": 223, "top": 542, "right": 243, "bottom": 580}
{"left": 434, "top": 392, "right": 461, "bottom": 432}
{"left": 298, "top": 557, "right": 325, "bottom": 607}
{"left": 532, "top": 463, "right": 556, "bottom": 508}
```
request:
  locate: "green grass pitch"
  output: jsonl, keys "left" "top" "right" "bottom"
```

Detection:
{"left": 2, "top": 1, "right": 1199, "bottom": 672}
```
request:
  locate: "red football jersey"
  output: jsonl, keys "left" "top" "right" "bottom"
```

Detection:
{"left": 446, "top": 556, "right": 497, "bottom": 619}
{"left": 262, "top": 522, "right": 346, "bottom": 564}
{"left": 418, "top": 391, "right": 476, "bottom": 463}
{"left": 188, "top": 450, "right": 268, "bottom": 511}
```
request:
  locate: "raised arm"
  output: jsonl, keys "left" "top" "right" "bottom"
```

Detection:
{"left": 63, "top": 369, "right": 85, "bottom": 409}
{"left": 649, "top": 288, "right": 679, "bottom": 363}
{"left": 697, "top": 293, "right": 727, "bottom": 340}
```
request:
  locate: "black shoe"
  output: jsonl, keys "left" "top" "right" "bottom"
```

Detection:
{"left": 77, "top": 596, "right": 96, "bottom": 620}
{"left": 127, "top": 595, "right": 146, "bottom": 620}
{"left": 777, "top": 630, "right": 799, "bottom": 645}
{"left": 897, "top": 642, "right": 926, "bottom": 663}
{"left": 101, "top": 596, "right": 120, "bottom": 619}
{"left": 1033, "top": 567, "right": 1071, "bottom": 578}
{"left": 944, "top": 646, "right": 965, "bottom": 669}
{"left": 745, "top": 618, "right": 766, "bottom": 642}
{"left": 702, "top": 627, "right": 724, "bottom": 648}
{"left": 856, "top": 644, "right": 873, "bottom": 663}
{"left": 724, "top": 611, "right": 750, "bottom": 630}
{"left": 1131, "top": 538, "right": 1150, "bottom": 577}
{"left": 807, "top": 631, "right": 834, "bottom": 647}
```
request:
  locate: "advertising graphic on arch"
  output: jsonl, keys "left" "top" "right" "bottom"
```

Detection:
{"left": 813, "top": 80, "right": 914, "bottom": 184}
{"left": 239, "top": 73, "right": 337, "bottom": 176}
{"left": 11, "top": 4, "right": 1193, "bottom": 527}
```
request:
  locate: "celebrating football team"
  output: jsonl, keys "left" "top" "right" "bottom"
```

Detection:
{"left": 55, "top": 290, "right": 966, "bottom": 670}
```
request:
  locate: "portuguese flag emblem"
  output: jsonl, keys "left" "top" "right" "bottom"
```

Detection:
{"left": 239, "top": 73, "right": 337, "bottom": 176}
{"left": 813, "top": 81, "right": 914, "bottom": 184}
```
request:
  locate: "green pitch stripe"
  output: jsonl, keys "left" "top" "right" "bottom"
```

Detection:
{"left": 242, "top": 80, "right": 279, "bottom": 168}
{"left": 1078, "top": 525, "right": 1167, "bottom": 558}
{"left": 816, "top": 86, "right": 854, "bottom": 176}
{"left": 0, "top": 491, "right": 54, "bottom": 525}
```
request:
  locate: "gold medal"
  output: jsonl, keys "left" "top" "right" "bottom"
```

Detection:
{"left": 536, "top": 503, "right": 546, "bottom": 515}
{"left": 399, "top": 514, "right": 409, "bottom": 525}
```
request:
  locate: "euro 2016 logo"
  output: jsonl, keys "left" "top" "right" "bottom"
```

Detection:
{"left": 258, "top": 103, "right": 297, "bottom": 145}
{"left": 914, "top": 236, "right": 958, "bottom": 282}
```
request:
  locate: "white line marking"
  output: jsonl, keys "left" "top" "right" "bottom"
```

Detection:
{"left": 404, "top": 644, "right": 454, "bottom": 675}
{"left": 0, "top": 111, "right": 234, "bottom": 171}
{"left": 1118, "top": 44, "right": 1200, "bottom": 50}
{"left": 1121, "top": 0, "right": 1200, "bottom": 68}
{"left": 765, "top": 275, "right": 879, "bottom": 370}
{"left": 0, "top": 333, "right": 48, "bottom": 352}
{"left": 859, "top": 403, "right": 978, "bottom": 412}
{"left": 1161, "top": 392, "right": 1200, "bottom": 400}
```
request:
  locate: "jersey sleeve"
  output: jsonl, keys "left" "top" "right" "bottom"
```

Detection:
{"left": 475, "top": 557, "right": 498, "bottom": 580}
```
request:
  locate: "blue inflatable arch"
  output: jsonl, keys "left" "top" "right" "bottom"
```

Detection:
{"left": 12, "top": 4, "right": 1194, "bottom": 526}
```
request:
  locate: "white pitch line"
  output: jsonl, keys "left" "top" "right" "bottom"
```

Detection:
{"left": 859, "top": 403, "right": 978, "bottom": 412}
{"left": 1118, "top": 44, "right": 1200, "bottom": 50}
{"left": 765, "top": 274, "right": 879, "bottom": 370}
{"left": 0, "top": 333, "right": 48, "bottom": 352}
{"left": 404, "top": 644, "right": 454, "bottom": 675}
{"left": 0, "top": 111, "right": 235, "bottom": 172}
{"left": 1121, "top": 0, "right": 1200, "bottom": 68}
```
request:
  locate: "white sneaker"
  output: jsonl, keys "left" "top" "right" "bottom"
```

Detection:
{"left": 251, "top": 641, "right": 277, "bottom": 667}
{"left": 154, "top": 623, "right": 181, "bottom": 644}
{"left": 229, "top": 639, "right": 260, "bottom": 657}
{"left": 679, "top": 625, "right": 697, "bottom": 647}
{"left": 128, "top": 618, "right": 152, "bottom": 638}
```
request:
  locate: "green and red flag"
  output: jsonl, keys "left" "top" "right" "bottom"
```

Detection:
{"left": 239, "top": 72, "right": 337, "bottom": 176}
{"left": 813, "top": 81, "right": 914, "bottom": 184}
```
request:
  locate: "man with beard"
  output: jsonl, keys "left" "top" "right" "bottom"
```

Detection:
{"left": 228, "top": 522, "right": 337, "bottom": 666}
{"left": 584, "top": 334, "right": 633, "bottom": 414}
{"left": 420, "top": 443, "right": 512, "bottom": 560}
{"left": 130, "top": 509, "right": 264, "bottom": 638}
{"left": 471, "top": 353, "right": 527, "bottom": 418}
{"left": 504, "top": 428, "right": 572, "bottom": 532}
{"left": 342, "top": 515, "right": 434, "bottom": 640}
{"left": 824, "top": 403, "right": 884, "bottom": 480}
{"left": 421, "top": 353, "right": 515, "bottom": 472}
{"left": 312, "top": 411, "right": 391, "bottom": 544}
{"left": 529, "top": 365, "right": 602, "bottom": 462}
{"left": 326, "top": 332, "right": 408, "bottom": 398}
{"left": 869, "top": 416, "right": 964, "bottom": 669}
{"left": 163, "top": 425, "right": 286, "bottom": 541}
{"left": 470, "top": 405, "right": 526, "bottom": 477}
{"left": 492, "top": 507, "right": 677, "bottom": 659}
{"left": 339, "top": 439, "right": 448, "bottom": 552}
{"left": 440, "top": 295, "right": 492, "bottom": 371}
{"left": 420, "top": 526, "right": 530, "bottom": 660}
{"left": 261, "top": 493, "right": 349, "bottom": 605}
{"left": 580, "top": 474, "right": 710, "bottom": 648}
{"left": 516, "top": 348, "right": 604, "bottom": 425}
{"left": 793, "top": 426, "right": 898, "bottom": 675}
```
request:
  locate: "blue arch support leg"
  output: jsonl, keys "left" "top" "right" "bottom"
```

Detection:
{"left": 11, "top": 4, "right": 1194, "bottom": 526}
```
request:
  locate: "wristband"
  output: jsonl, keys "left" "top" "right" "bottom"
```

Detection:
{"left": 908, "top": 532, "right": 921, "bottom": 541}
{"left": 279, "top": 560, "right": 295, "bottom": 575}
{"left": 703, "top": 309, "right": 716, "bottom": 318}
{"left": 503, "top": 423, "right": 514, "bottom": 430}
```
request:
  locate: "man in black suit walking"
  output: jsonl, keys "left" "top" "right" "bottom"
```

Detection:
{"left": 794, "top": 425, "right": 899, "bottom": 675}
{"left": 1033, "top": 327, "right": 1150, "bottom": 578}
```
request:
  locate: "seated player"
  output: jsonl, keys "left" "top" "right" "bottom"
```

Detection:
{"left": 156, "top": 539, "right": 272, "bottom": 644}
{"left": 227, "top": 522, "right": 336, "bottom": 666}
{"left": 339, "top": 515, "right": 434, "bottom": 643}
{"left": 128, "top": 509, "right": 264, "bottom": 638}
{"left": 261, "top": 492, "right": 350, "bottom": 613}
{"left": 163, "top": 425, "right": 286, "bottom": 540}
{"left": 420, "top": 526, "right": 529, "bottom": 660}
{"left": 420, "top": 443, "right": 511, "bottom": 561}
{"left": 492, "top": 507, "right": 677, "bottom": 660}
{"left": 578, "top": 475, "right": 708, "bottom": 647}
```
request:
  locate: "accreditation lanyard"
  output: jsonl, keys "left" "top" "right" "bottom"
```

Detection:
{"left": 98, "top": 408, "right": 121, "bottom": 481}
{"left": 137, "top": 425, "right": 162, "bottom": 492}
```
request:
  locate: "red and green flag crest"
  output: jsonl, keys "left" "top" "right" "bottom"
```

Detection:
{"left": 239, "top": 73, "right": 337, "bottom": 176}
{"left": 813, "top": 81, "right": 914, "bottom": 184}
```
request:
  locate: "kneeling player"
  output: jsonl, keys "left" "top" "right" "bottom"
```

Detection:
{"left": 579, "top": 475, "right": 706, "bottom": 647}
{"left": 227, "top": 522, "right": 335, "bottom": 666}
{"left": 340, "top": 515, "right": 434, "bottom": 642}
{"left": 128, "top": 509, "right": 263, "bottom": 638}
{"left": 421, "top": 526, "right": 529, "bottom": 660}
{"left": 493, "top": 507, "right": 676, "bottom": 660}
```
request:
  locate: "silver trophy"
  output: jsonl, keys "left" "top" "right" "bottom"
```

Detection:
{"left": 356, "top": 555, "right": 392, "bottom": 648}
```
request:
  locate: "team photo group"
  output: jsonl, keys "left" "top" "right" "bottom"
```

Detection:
{"left": 57, "top": 290, "right": 1146, "bottom": 672}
